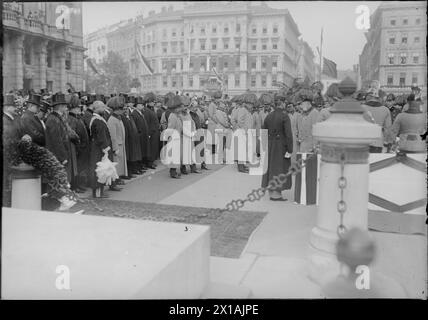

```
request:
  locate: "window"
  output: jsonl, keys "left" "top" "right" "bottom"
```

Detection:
{"left": 414, "top": 36, "right": 420, "bottom": 43}
{"left": 224, "top": 26, "right": 229, "bottom": 34}
{"left": 201, "top": 27, "right": 205, "bottom": 35}
{"left": 200, "top": 42, "right": 206, "bottom": 50}
{"left": 390, "top": 19, "right": 396, "bottom": 26}
{"left": 224, "top": 41, "right": 229, "bottom": 49}
{"left": 224, "top": 61, "right": 228, "bottom": 69}
{"left": 251, "top": 44, "right": 257, "bottom": 50}
{"left": 171, "top": 44, "right": 177, "bottom": 53}
{"left": 65, "top": 52, "right": 72, "bottom": 70}
{"left": 172, "top": 29, "right": 176, "bottom": 37}
{"left": 273, "top": 25, "right": 278, "bottom": 34}
{"left": 252, "top": 26, "right": 257, "bottom": 34}
{"left": 172, "top": 77, "right": 177, "bottom": 87}
{"left": 212, "top": 60, "right": 216, "bottom": 68}
{"left": 188, "top": 77, "right": 193, "bottom": 87}
{"left": 212, "top": 43, "right": 217, "bottom": 50}
{"left": 212, "top": 26, "right": 217, "bottom": 33}
{"left": 162, "top": 29, "right": 167, "bottom": 38}
{"left": 189, "top": 61, "right": 194, "bottom": 69}
{"left": 46, "top": 48, "right": 53, "bottom": 68}
{"left": 389, "top": 37, "right": 395, "bottom": 44}
{"left": 272, "top": 74, "right": 277, "bottom": 85}
{"left": 262, "top": 26, "right": 267, "bottom": 34}
{"left": 413, "top": 53, "right": 419, "bottom": 64}
{"left": 261, "top": 75, "right": 266, "bottom": 87}
{"left": 235, "top": 75, "right": 240, "bottom": 87}
{"left": 400, "top": 53, "right": 407, "bottom": 64}
{"left": 251, "top": 61, "right": 256, "bottom": 69}
{"left": 412, "top": 73, "right": 418, "bottom": 85}
{"left": 46, "top": 81, "right": 53, "bottom": 92}
{"left": 236, "top": 24, "right": 240, "bottom": 32}
{"left": 399, "top": 73, "right": 406, "bottom": 86}
{"left": 262, "top": 44, "right": 267, "bottom": 50}
{"left": 163, "top": 76, "right": 168, "bottom": 87}
{"left": 162, "top": 60, "right": 167, "bottom": 71}
{"left": 162, "top": 47, "right": 167, "bottom": 54}
{"left": 235, "top": 42, "right": 240, "bottom": 50}
{"left": 403, "top": 19, "right": 408, "bottom": 25}
{"left": 388, "top": 53, "right": 394, "bottom": 64}
{"left": 416, "top": 18, "right": 421, "bottom": 24}
{"left": 235, "top": 57, "right": 240, "bottom": 68}
{"left": 272, "top": 43, "right": 278, "bottom": 50}
{"left": 261, "top": 57, "right": 267, "bottom": 69}
{"left": 387, "top": 74, "right": 393, "bottom": 85}
{"left": 251, "top": 76, "right": 256, "bottom": 87}
{"left": 272, "top": 58, "right": 278, "bottom": 68}
{"left": 171, "top": 61, "right": 177, "bottom": 71}
{"left": 401, "top": 37, "right": 407, "bottom": 44}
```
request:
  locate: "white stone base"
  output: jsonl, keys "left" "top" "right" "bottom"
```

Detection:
{"left": 1, "top": 208, "right": 210, "bottom": 299}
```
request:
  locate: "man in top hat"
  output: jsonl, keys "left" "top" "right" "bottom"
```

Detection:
{"left": 88, "top": 100, "right": 115, "bottom": 198}
{"left": 45, "top": 93, "right": 73, "bottom": 181}
{"left": 296, "top": 99, "right": 319, "bottom": 153}
{"left": 106, "top": 96, "right": 128, "bottom": 184}
{"left": 362, "top": 93, "right": 392, "bottom": 153}
{"left": 67, "top": 95, "right": 89, "bottom": 192}
{"left": 389, "top": 94, "right": 426, "bottom": 153}
{"left": 131, "top": 96, "right": 150, "bottom": 172}
{"left": 143, "top": 92, "right": 160, "bottom": 169}
{"left": 19, "top": 93, "right": 46, "bottom": 146}
{"left": 121, "top": 95, "right": 141, "bottom": 177}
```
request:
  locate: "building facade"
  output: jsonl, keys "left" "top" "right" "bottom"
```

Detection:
{"left": 3, "top": 2, "right": 85, "bottom": 94}
{"left": 84, "top": 2, "right": 304, "bottom": 95}
{"left": 359, "top": 1, "right": 427, "bottom": 96}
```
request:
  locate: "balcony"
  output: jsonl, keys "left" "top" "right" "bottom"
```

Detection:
{"left": 3, "top": 7, "right": 72, "bottom": 44}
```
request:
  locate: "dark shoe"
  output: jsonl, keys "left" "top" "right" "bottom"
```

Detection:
{"left": 170, "top": 169, "right": 181, "bottom": 179}
{"left": 180, "top": 165, "right": 188, "bottom": 175}
{"left": 109, "top": 186, "right": 122, "bottom": 191}
{"left": 190, "top": 164, "right": 201, "bottom": 174}
{"left": 201, "top": 163, "right": 210, "bottom": 170}
{"left": 270, "top": 197, "right": 287, "bottom": 201}
{"left": 116, "top": 179, "right": 125, "bottom": 185}
{"left": 127, "top": 175, "right": 137, "bottom": 179}
{"left": 121, "top": 176, "right": 131, "bottom": 180}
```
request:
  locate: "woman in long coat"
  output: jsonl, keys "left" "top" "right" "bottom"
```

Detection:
{"left": 121, "top": 106, "right": 142, "bottom": 176}
{"left": 261, "top": 100, "right": 294, "bottom": 201}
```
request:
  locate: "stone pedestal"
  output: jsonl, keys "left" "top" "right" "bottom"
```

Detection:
{"left": 11, "top": 163, "right": 42, "bottom": 210}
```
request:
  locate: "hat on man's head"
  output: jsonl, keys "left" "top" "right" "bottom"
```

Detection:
{"left": 27, "top": 93, "right": 42, "bottom": 107}
{"left": 136, "top": 96, "right": 144, "bottom": 105}
{"left": 144, "top": 92, "right": 156, "bottom": 104}
{"left": 40, "top": 99, "right": 51, "bottom": 113}
{"left": 167, "top": 95, "right": 183, "bottom": 109}
{"left": 258, "top": 93, "right": 274, "bottom": 106}
{"left": 365, "top": 93, "right": 382, "bottom": 107}
{"left": 68, "top": 95, "right": 81, "bottom": 110}
{"left": 3, "top": 94, "right": 16, "bottom": 107}
{"left": 411, "top": 85, "right": 421, "bottom": 92}
{"left": 51, "top": 93, "right": 68, "bottom": 107}
{"left": 180, "top": 95, "right": 191, "bottom": 107}
{"left": 107, "top": 96, "right": 124, "bottom": 110}
{"left": 211, "top": 90, "right": 222, "bottom": 99}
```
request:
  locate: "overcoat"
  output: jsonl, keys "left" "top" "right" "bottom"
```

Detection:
{"left": 143, "top": 106, "right": 160, "bottom": 162}
{"left": 261, "top": 109, "right": 294, "bottom": 192}
{"left": 131, "top": 108, "right": 150, "bottom": 160}
{"left": 68, "top": 112, "right": 90, "bottom": 175}
{"left": 296, "top": 108, "right": 319, "bottom": 153}
{"left": 107, "top": 113, "right": 128, "bottom": 176}
{"left": 121, "top": 113, "right": 142, "bottom": 162}
{"left": 89, "top": 114, "right": 113, "bottom": 188}
{"left": 82, "top": 109, "right": 93, "bottom": 135}
{"left": 20, "top": 110, "right": 45, "bottom": 146}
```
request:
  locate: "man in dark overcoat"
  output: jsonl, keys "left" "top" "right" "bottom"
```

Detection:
{"left": 20, "top": 93, "right": 46, "bottom": 146}
{"left": 121, "top": 96, "right": 142, "bottom": 176}
{"left": 143, "top": 92, "right": 160, "bottom": 169}
{"left": 130, "top": 96, "right": 150, "bottom": 171}
{"left": 261, "top": 99, "right": 293, "bottom": 201}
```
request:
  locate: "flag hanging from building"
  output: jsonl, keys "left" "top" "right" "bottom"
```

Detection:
{"left": 322, "top": 57, "right": 337, "bottom": 79}
{"left": 135, "top": 40, "right": 154, "bottom": 75}
{"left": 212, "top": 67, "right": 223, "bottom": 84}
{"left": 86, "top": 58, "right": 101, "bottom": 75}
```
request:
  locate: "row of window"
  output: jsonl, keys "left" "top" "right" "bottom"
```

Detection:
{"left": 390, "top": 17, "right": 421, "bottom": 26}
{"left": 24, "top": 45, "right": 72, "bottom": 70}
{"left": 386, "top": 73, "right": 420, "bottom": 86}
{"left": 160, "top": 74, "right": 278, "bottom": 88}
{"left": 387, "top": 52, "right": 421, "bottom": 64}
{"left": 389, "top": 35, "right": 421, "bottom": 44}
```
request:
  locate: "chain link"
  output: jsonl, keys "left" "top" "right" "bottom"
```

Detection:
{"left": 220, "top": 146, "right": 320, "bottom": 212}
{"left": 336, "top": 150, "right": 347, "bottom": 238}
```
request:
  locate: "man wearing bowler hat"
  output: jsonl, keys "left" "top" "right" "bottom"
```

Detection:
{"left": 142, "top": 92, "right": 159, "bottom": 169}
{"left": 20, "top": 92, "right": 46, "bottom": 146}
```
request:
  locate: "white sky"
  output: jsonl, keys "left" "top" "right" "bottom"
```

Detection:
{"left": 82, "top": 1, "right": 381, "bottom": 70}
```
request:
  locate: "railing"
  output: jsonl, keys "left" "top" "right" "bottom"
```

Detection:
{"left": 2, "top": 8, "right": 19, "bottom": 24}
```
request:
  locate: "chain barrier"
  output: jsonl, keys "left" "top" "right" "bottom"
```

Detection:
{"left": 218, "top": 146, "right": 320, "bottom": 213}
{"left": 336, "top": 151, "right": 348, "bottom": 238}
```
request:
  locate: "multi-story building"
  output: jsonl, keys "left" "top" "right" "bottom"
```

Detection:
{"left": 3, "top": 2, "right": 85, "bottom": 94}
{"left": 359, "top": 1, "right": 427, "bottom": 96}
{"left": 135, "top": 1, "right": 302, "bottom": 95}
{"left": 297, "top": 40, "right": 316, "bottom": 82}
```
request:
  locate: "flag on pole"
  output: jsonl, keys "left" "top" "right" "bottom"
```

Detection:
{"left": 322, "top": 57, "right": 337, "bottom": 79}
{"left": 135, "top": 40, "right": 154, "bottom": 75}
{"left": 86, "top": 58, "right": 107, "bottom": 77}
{"left": 212, "top": 67, "right": 223, "bottom": 84}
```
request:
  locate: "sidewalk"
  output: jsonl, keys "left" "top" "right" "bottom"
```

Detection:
{"left": 159, "top": 164, "right": 427, "bottom": 298}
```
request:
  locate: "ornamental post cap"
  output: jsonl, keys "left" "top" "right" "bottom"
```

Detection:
{"left": 330, "top": 77, "right": 365, "bottom": 114}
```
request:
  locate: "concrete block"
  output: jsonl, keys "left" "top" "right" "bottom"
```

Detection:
{"left": 1, "top": 207, "right": 210, "bottom": 299}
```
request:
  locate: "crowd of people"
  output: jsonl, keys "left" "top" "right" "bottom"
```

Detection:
{"left": 2, "top": 79, "right": 426, "bottom": 209}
